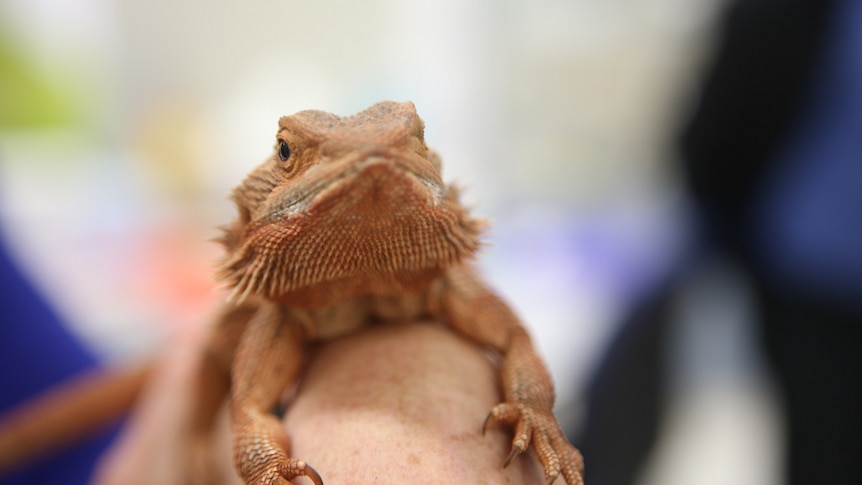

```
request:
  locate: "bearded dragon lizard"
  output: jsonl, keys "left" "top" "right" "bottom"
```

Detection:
{"left": 0, "top": 101, "right": 584, "bottom": 485}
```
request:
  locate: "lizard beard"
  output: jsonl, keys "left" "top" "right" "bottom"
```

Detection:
{"left": 217, "top": 163, "right": 484, "bottom": 305}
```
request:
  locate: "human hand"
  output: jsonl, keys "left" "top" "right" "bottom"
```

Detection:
{"left": 93, "top": 320, "right": 552, "bottom": 484}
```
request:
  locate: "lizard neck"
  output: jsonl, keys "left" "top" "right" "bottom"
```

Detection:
{"left": 284, "top": 275, "right": 444, "bottom": 341}
{"left": 272, "top": 267, "right": 444, "bottom": 309}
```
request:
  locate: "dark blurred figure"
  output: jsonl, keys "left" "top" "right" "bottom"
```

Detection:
{"left": 577, "top": 0, "right": 862, "bottom": 484}
{"left": 0, "top": 227, "right": 117, "bottom": 484}
{"left": 684, "top": 0, "right": 862, "bottom": 483}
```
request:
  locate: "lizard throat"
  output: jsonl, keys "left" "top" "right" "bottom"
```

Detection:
{"left": 218, "top": 158, "right": 484, "bottom": 304}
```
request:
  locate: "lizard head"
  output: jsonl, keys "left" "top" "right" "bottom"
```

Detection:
{"left": 217, "top": 101, "right": 484, "bottom": 304}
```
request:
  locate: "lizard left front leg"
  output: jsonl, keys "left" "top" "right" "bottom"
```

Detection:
{"left": 438, "top": 266, "right": 584, "bottom": 485}
{"left": 230, "top": 303, "right": 322, "bottom": 485}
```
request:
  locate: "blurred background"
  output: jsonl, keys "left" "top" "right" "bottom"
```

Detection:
{"left": 5, "top": 0, "right": 859, "bottom": 484}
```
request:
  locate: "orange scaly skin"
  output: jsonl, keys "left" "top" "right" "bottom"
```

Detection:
{"left": 217, "top": 101, "right": 583, "bottom": 485}
{"left": 0, "top": 101, "right": 584, "bottom": 485}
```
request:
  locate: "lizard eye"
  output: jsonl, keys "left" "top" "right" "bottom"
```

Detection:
{"left": 277, "top": 140, "right": 292, "bottom": 162}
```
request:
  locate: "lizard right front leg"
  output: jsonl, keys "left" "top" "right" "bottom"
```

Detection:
{"left": 230, "top": 302, "right": 322, "bottom": 485}
{"left": 438, "top": 267, "right": 584, "bottom": 485}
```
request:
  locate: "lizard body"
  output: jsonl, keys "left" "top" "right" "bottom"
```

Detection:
{"left": 217, "top": 101, "right": 583, "bottom": 485}
{"left": 0, "top": 101, "right": 584, "bottom": 485}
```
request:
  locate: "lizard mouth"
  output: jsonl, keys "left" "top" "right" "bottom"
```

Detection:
{"left": 265, "top": 149, "right": 445, "bottom": 220}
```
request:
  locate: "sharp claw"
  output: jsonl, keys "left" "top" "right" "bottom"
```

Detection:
{"left": 503, "top": 443, "right": 525, "bottom": 468}
{"left": 279, "top": 460, "right": 324, "bottom": 485}
{"left": 303, "top": 463, "right": 324, "bottom": 485}
{"left": 482, "top": 413, "right": 493, "bottom": 435}
{"left": 545, "top": 475, "right": 558, "bottom": 485}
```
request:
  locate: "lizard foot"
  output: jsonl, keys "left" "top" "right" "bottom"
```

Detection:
{"left": 233, "top": 414, "right": 323, "bottom": 485}
{"left": 484, "top": 402, "right": 584, "bottom": 485}
{"left": 236, "top": 452, "right": 323, "bottom": 485}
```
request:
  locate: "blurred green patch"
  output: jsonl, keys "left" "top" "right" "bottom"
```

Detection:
{"left": 0, "top": 32, "right": 85, "bottom": 130}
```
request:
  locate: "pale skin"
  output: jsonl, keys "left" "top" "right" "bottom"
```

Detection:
{"left": 93, "top": 320, "right": 560, "bottom": 484}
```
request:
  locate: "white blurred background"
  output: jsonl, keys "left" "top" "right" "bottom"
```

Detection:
{"left": 0, "top": 1, "right": 781, "bottom": 484}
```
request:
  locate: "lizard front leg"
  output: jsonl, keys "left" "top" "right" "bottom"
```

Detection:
{"left": 189, "top": 303, "right": 259, "bottom": 485}
{"left": 230, "top": 302, "right": 322, "bottom": 485}
{"left": 438, "top": 266, "right": 584, "bottom": 485}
